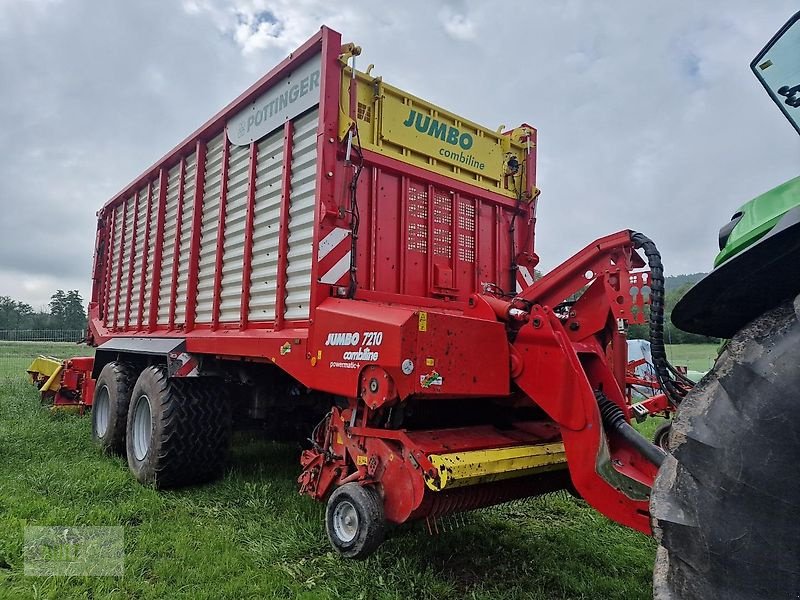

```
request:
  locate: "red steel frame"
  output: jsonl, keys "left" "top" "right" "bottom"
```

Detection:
{"left": 274, "top": 121, "right": 294, "bottom": 330}
{"left": 147, "top": 169, "right": 168, "bottom": 332}
{"left": 80, "top": 26, "right": 663, "bottom": 538}
{"left": 210, "top": 137, "right": 230, "bottom": 331}
{"left": 505, "top": 231, "right": 654, "bottom": 533}
{"left": 123, "top": 190, "right": 141, "bottom": 329}
{"left": 167, "top": 158, "right": 187, "bottom": 330}
{"left": 353, "top": 147, "right": 530, "bottom": 302}
{"left": 184, "top": 141, "right": 207, "bottom": 332}
{"left": 136, "top": 182, "right": 154, "bottom": 329}
{"left": 239, "top": 142, "right": 259, "bottom": 330}
{"left": 308, "top": 27, "right": 343, "bottom": 318}
{"left": 111, "top": 197, "right": 128, "bottom": 330}
{"left": 94, "top": 211, "right": 114, "bottom": 321}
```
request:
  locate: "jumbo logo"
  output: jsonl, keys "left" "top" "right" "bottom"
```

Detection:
{"left": 325, "top": 332, "right": 360, "bottom": 346}
{"left": 402, "top": 109, "right": 474, "bottom": 150}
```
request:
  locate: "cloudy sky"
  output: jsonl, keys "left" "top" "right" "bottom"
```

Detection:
{"left": 1, "top": 0, "right": 798, "bottom": 309}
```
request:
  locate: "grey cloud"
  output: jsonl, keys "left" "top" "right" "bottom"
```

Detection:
{"left": 0, "top": 0, "right": 798, "bottom": 309}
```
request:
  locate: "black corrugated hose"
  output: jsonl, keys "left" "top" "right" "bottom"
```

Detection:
{"left": 596, "top": 390, "right": 666, "bottom": 467}
{"left": 630, "top": 231, "right": 694, "bottom": 405}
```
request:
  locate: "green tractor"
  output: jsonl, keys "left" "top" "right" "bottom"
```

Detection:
{"left": 651, "top": 11, "right": 800, "bottom": 600}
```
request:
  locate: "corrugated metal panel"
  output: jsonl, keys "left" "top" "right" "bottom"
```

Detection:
{"left": 157, "top": 164, "right": 182, "bottom": 324}
{"left": 247, "top": 127, "right": 284, "bottom": 322}
{"left": 108, "top": 205, "right": 124, "bottom": 323}
{"left": 140, "top": 181, "right": 158, "bottom": 327}
{"left": 195, "top": 134, "right": 224, "bottom": 324}
{"left": 116, "top": 199, "right": 135, "bottom": 324}
{"left": 128, "top": 184, "right": 150, "bottom": 327}
{"left": 173, "top": 152, "right": 198, "bottom": 325}
{"left": 218, "top": 143, "right": 251, "bottom": 322}
{"left": 363, "top": 167, "right": 514, "bottom": 301}
{"left": 284, "top": 108, "right": 319, "bottom": 320}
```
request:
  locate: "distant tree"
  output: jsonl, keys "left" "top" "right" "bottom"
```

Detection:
{"left": 29, "top": 311, "right": 54, "bottom": 330}
{"left": 627, "top": 321, "right": 649, "bottom": 341}
{"left": 0, "top": 296, "right": 35, "bottom": 330}
{"left": 49, "top": 290, "right": 87, "bottom": 330}
{"left": 17, "top": 302, "right": 34, "bottom": 326}
{"left": 49, "top": 290, "right": 67, "bottom": 327}
{"left": 628, "top": 282, "right": 719, "bottom": 344}
{"left": 663, "top": 273, "right": 707, "bottom": 290}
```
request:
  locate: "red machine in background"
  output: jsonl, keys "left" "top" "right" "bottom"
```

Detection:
{"left": 27, "top": 356, "right": 95, "bottom": 411}
{"left": 28, "top": 26, "right": 690, "bottom": 558}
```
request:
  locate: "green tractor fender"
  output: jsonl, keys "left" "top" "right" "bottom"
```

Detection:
{"left": 673, "top": 175, "right": 800, "bottom": 338}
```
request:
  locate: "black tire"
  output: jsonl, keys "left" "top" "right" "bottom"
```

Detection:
{"left": 92, "top": 361, "right": 137, "bottom": 455}
{"left": 651, "top": 299, "right": 800, "bottom": 599}
{"left": 126, "top": 366, "right": 231, "bottom": 488}
{"left": 652, "top": 421, "right": 672, "bottom": 452}
{"left": 325, "top": 483, "right": 385, "bottom": 559}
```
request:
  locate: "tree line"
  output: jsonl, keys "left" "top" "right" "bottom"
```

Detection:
{"left": 0, "top": 290, "right": 87, "bottom": 331}
{"left": 627, "top": 281, "right": 719, "bottom": 345}
{"left": 534, "top": 270, "right": 716, "bottom": 344}
{"left": 0, "top": 277, "right": 714, "bottom": 343}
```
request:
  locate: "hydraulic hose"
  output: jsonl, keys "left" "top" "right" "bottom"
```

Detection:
{"left": 596, "top": 391, "right": 666, "bottom": 468}
{"left": 630, "top": 231, "right": 691, "bottom": 405}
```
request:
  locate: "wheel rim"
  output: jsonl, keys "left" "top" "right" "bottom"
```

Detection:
{"left": 656, "top": 424, "right": 672, "bottom": 451}
{"left": 94, "top": 385, "right": 111, "bottom": 437}
{"left": 132, "top": 394, "right": 152, "bottom": 461}
{"left": 332, "top": 500, "right": 359, "bottom": 544}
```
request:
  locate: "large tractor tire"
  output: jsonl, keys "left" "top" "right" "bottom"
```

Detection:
{"left": 126, "top": 366, "right": 231, "bottom": 488}
{"left": 651, "top": 299, "right": 800, "bottom": 599}
{"left": 92, "top": 361, "right": 137, "bottom": 455}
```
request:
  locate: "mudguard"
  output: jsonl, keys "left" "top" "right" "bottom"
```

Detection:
{"left": 672, "top": 204, "right": 800, "bottom": 338}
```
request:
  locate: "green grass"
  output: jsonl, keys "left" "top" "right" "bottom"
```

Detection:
{"left": 664, "top": 343, "right": 719, "bottom": 373}
{"left": 633, "top": 343, "right": 720, "bottom": 437}
{"left": 0, "top": 341, "right": 95, "bottom": 377}
{"left": 0, "top": 344, "right": 658, "bottom": 599}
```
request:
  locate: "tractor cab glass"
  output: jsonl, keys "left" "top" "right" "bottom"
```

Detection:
{"left": 751, "top": 10, "right": 800, "bottom": 135}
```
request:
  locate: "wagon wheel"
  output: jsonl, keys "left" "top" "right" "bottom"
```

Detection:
{"left": 126, "top": 366, "right": 231, "bottom": 488}
{"left": 651, "top": 421, "right": 672, "bottom": 452}
{"left": 325, "top": 483, "right": 385, "bottom": 559}
{"left": 92, "top": 361, "right": 137, "bottom": 454}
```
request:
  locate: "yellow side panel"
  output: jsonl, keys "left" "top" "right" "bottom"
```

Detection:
{"left": 26, "top": 356, "right": 64, "bottom": 392}
{"left": 424, "top": 442, "right": 567, "bottom": 491}
{"left": 342, "top": 69, "right": 530, "bottom": 198}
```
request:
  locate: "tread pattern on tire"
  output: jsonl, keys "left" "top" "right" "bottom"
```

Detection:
{"left": 92, "top": 361, "right": 137, "bottom": 455}
{"left": 127, "top": 366, "right": 231, "bottom": 489}
{"left": 651, "top": 298, "right": 800, "bottom": 600}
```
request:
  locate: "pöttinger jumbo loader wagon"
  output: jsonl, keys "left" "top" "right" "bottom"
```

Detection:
{"left": 32, "top": 25, "right": 705, "bottom": 570}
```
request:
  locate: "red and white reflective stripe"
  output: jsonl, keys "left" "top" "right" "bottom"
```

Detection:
{"left": 174, "top": 352, "right": 200, "bottom": 377}
{"left": 318, "top": 226, "right": 351, "bottom": 285}
{"left": 515, "top": 265, "right": 535, "bottom": 293}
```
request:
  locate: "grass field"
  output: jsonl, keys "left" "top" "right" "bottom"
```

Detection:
{"left": 0, "top": 343, "right": 716, "bottom": 599}
{"left": 664, "top": 343, "right": 720, "bottom": 373}
{"left": 0, "top": 341, "right": 95, "bottom": 377}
